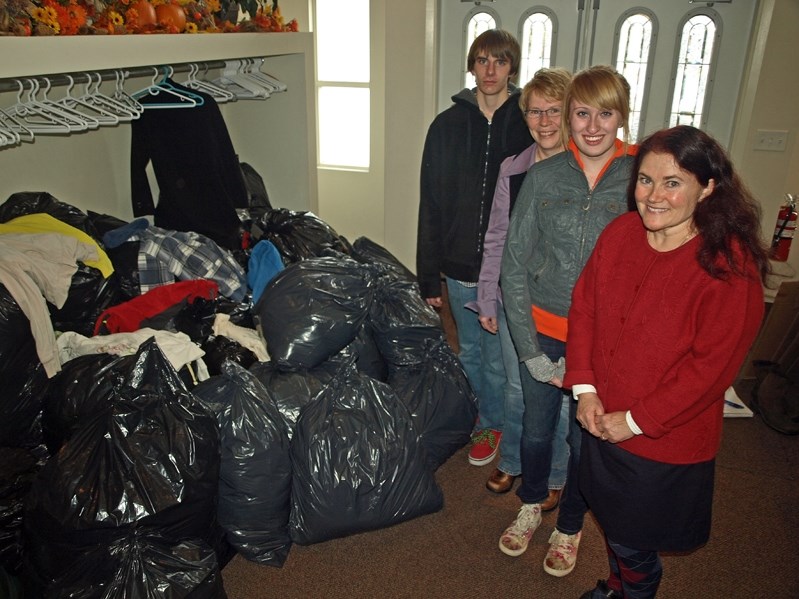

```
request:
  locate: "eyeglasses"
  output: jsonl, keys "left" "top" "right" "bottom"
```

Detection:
{"left": 523, "top": 107, "right": 562, "bottom": 119}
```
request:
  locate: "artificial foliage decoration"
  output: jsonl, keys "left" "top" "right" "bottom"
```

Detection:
{"left": 0, "top": 0, "right": 298, "bottom": 35}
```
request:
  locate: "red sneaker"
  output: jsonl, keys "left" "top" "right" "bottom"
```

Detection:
{"left": 468, "top": 429, "right": 501, "bottom": 466}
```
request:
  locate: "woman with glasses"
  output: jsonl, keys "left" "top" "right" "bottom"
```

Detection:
{"left": 498, "top": 65, "right": 636, "bottom": 579}
{"left": 468, "top": 68, "right": 572, "bottom": 506}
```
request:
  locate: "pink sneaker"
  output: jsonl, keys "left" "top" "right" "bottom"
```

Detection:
{"left": 499, "top": 504, "right": 542, "bottom": 557}
{"left": 468, "top": 429, "right": 501, "bottom": 466}
{"left": 543, "top": 529, "right": 582, "bottom": 577}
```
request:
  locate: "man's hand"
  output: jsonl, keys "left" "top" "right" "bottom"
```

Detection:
{"left": 478, "top": 315, "right": 498, "bottom": 334}
{"left": 426, "top": 297, "right": 443, "bottom": 308}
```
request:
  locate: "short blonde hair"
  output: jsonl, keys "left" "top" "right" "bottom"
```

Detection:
{"left": 561, "top": 65, "right": 631, "bottom": 148}
{"left": 519, "top": 67, "right": 573, "bottom": 112}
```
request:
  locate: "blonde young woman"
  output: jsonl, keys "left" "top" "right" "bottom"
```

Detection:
{"left": 498, "top": 65, "right": 636, "bottom": 578}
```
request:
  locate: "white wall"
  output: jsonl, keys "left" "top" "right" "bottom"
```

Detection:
{"left": 730, "top": 0, "right": 799, "bottom": 297}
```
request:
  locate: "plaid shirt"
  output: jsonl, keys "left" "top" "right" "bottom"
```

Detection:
{"left": 133, "top": 227, "right": 247, "bottom": 302}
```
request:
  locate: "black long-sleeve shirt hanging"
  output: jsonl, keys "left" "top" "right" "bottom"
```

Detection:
{"left": 130, "top": 79, "right": 248, "bottom": 251}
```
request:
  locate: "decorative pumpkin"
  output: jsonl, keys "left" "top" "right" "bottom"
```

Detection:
{"left": 155, "top": 3, "right": 187, "bottom": 32}
{"left": 132, "top": 0, "right": 157, "bottom": 27}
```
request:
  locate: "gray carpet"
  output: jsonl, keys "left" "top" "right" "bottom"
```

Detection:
{"left": 221, "top": 382, "right": 799, "bottom": 599}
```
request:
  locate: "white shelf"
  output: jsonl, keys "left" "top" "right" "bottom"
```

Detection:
{"left": 0, "top": 32, "right": 312, "bottom": 78}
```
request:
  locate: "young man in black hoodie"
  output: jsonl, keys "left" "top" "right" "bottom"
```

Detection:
{"left": 416, "top": 29, "right": 533, "bottom": 468}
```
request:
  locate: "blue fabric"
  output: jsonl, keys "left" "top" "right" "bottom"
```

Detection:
{"left": 248, "top": 240, "right": 285, "bottom": 305}
{"left": 496, "top": 306, "right": 569, "bottom": 484}
{"left": 516, "top": 333, "right": 587, "bottom": 534}
{"left": 445, "top": 278, "right": 505, "bottom": 431}
{"left": 102, "top": 217, "right": 149, "bottom": 249}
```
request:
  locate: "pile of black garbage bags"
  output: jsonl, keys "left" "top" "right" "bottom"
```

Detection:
{"left": 0, "top": 191, "right": 477, "bottom": 598}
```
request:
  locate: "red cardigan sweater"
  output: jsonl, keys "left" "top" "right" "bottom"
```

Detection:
{"left": 564, "top": 212, "right": 764, "bottom": 464}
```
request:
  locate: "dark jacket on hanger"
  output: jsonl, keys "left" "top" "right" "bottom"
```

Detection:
{"left": 130, "top": 79, "right": 248, "bottom": 251}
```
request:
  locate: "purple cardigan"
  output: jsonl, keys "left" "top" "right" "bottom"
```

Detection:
{"left": 467, "top": 143, "right": 537, "bottom": 317}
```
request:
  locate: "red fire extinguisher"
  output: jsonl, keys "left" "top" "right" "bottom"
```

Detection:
{"left": 771, "top": 194, "right": 797, "bottom": 262}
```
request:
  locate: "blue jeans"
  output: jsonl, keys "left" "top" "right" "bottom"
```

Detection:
{"left": 517, "top": 333, "right": 587, "bottom": 535}
{"left": 496, "top": 305, "right": 569, "bottom": 485}
{"left": 445, "top": 278, "right": 505, "bottom": 431}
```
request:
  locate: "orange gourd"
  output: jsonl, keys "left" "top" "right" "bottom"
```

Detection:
{"left": 132, "top": 0, "right": 157, "bottom": 27}
{"left": 155, "top": 3, "right": 187, "bottom": 32}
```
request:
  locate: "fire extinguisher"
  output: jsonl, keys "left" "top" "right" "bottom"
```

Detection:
{"left": 771, "top": 194, "right": 797, "bottom": 262}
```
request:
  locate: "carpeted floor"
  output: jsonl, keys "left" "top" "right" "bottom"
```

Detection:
{"left": 220, "top": 380, "right": 799, "bottom": 599}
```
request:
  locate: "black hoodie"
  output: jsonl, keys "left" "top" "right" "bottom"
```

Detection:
{"left": 416, "top": 86, "right": 532, "bottom": 298}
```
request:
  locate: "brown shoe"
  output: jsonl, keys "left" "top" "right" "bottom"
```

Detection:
{"left": 540, "top": 488, "right": 562, "bottom": 512}
{"left": 486, "top": 468, "right": 516, "bottom": 494}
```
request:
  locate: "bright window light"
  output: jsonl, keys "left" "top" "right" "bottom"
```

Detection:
{"left": 316, "top": 0, "right": 370, "bottom": 169}
{"left": 318, "top": 86, "right": 370, "bottom": 169}
{"left": 317, "top": 0, "right": 370, "bottom": 82}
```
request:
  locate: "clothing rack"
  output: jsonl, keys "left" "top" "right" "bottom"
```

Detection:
{"left": 0, "top": 58, "right": 271, "bottom": 93}
{"left": 0, "top": 57, "right": 286, "bottom": 148}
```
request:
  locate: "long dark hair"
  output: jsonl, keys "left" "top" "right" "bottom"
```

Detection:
{"left": 627, "top": 125, "right": 770, "bottom": 284}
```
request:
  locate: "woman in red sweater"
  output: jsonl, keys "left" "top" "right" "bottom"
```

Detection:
{"left": 565, "top": 125, "right": 771, "bottom": 599}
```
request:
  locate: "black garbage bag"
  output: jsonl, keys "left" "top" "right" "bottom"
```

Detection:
{"left": 215, "top": 297, "right": 255, "bottom": 330}
{"left": 388, "top": 338, "right": 478, "bottom": 471}
{"left": 201, "top": 335, "right": 258, "bottom": 377}
{"left": 0, "top": 192, "right": 100, "bottom": 240}
{"left": 248, "top": 361, "right": 336, "bottom": 437}
{"left": 288, "top": 359, "right": 443, "bottom": 545}
{"left": 344, "top": 323, "right": 388, "bottom": 382}
{"left": 40, "top": 353, "right": 133, "bottom": 455}
{"left": 104, "top": 241, "right": 142, "bottom": 302}
{"left": 22, "top": 339, "right": 222, "bottom": 597}
{"left": 49, "top": 264, "right": 123, "bottom": 338}
{"left": 350, "top": 236, "right": 416, "bottom": 283}
{"left": 173, "top": 296, "right": 218, "bottom": 344}
{"left": 31, "top": 531, "right": 226, "bottom": 599}
{"left": 0, "top": 284, "right": 49, "bottom": 448}
{"left": 0, "top": 446, "right": 45, "bottom": 576}
{"left": 254, "top": 254, "right": 375, "bottom": 370}
{"left": 751, "top": 360, "right": 799, "bottom": 435}
{"left": 251, "top": 208, "right": 351, "bottom": 264}
{"left": 240, "top": 162, "right": 272, "bottom": 219}
{"left": 369, "top": 278, "right": 445, "bottom": 366}
{"left": 193, "top": 361, "right": 293, "bottom": 566}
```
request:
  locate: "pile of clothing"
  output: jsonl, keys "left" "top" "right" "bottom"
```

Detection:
{"left": 0, "top": 190, "right": 477, "bottom": 598}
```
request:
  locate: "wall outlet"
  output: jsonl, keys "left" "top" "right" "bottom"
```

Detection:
{"left": 754, "top": 129, "right": 788, "bottom": 152}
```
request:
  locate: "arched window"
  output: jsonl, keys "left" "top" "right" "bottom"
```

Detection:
{"left": 463, "top": 10, "right": 498, "bottom": 89}
{"left": 518, "top": 8, "right": 556, "bottom": 84}
{"left": 668, "top": 12, "right": 720, "bottom": 129}
{"left": 613, "top": 10, "right": 657, "bottom": 142}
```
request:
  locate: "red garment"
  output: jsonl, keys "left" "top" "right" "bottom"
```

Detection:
{"left": 94, "top": 279, "right": 219, "bottom": 335}
{"left": 565, "top": 212, "right": 764, "bottom": 464}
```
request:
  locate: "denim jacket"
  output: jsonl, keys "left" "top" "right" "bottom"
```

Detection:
{"left": 500, "top": 144, "right": 636, "bottom": 363}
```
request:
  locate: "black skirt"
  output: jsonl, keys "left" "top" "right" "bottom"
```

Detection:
{"left": 579, "top": 431, "right": 715, "bottom": 552}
